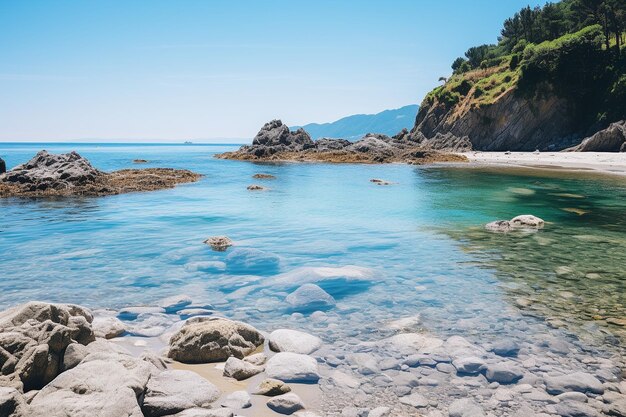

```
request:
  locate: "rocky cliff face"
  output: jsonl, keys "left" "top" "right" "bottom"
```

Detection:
{"left": 411, "top": 87, "right": 584, "bottom": 151}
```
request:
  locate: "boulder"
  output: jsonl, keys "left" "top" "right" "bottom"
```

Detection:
{"left": 0, "top": 151, "right": 101, "bottom": 191}
{"left": 0, "top": 302, "right": 95, "bottom": 392}
{"left": 452, "top": 356, "right": 486, "bottom": 375}
{"left": 448, "top": 398, "right": 486, "bottom": 417}
{"left": 168, "top": 317, "right": 264, "bottom": 363}
{"left": 204, "top": 236, "right": 233, "bottom": 251}
{"left": 483, "top": 362, "right": 524, "bottom": 384}
{"left": 0, "top": 158, "right": 5, "bottom": 174}
{"left": 247, "top": 184, "right": 267, "bottom": 191}
{"left": 490, "top": 340, "right": 520, "bottom": 357}
{"left": 485, "top": 220, "right": 512, "bottom": 233}
{"left": 510, "top": 214, "right": 544, "bottom": 228}
{"left": 253, "top": 378, "right": 292, "bottom": 396}
{"left": 220, "top": 390, "right": 251, "bottom": 409}
{"left": 269, "top": 329, "right": 322, "bottom": 355}
{"left": 571, "top": 121, "right": 626, "bottom": 152}
{"left": 142, "top": 370, "right": 220, "bottom": 417}
{"left": 223, "top": 357, "right": 263, "bottom": 381}
{"left": 285, "top": 284, "right": 335, "bottom": 313}
{"left": 266, "top": 392, "right": 305, "bottom": 415}
{"left": 252, "top": 120, "right": 314, "bottom": 148}
{"left": 252, "top": 173, "right": 276, "bottom": 179}
{"left": 265, "top": 352, "right": 320, "bottom": 383}
{"left": 544, "top": 372, "right": 604, "bottom": 395}
{"left": 92, "top": 315, "right": 127, "bottom": 339}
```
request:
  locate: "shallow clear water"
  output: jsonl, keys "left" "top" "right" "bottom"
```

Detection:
{"left": 1, "top": 143, "right": 626, "bottom": 359}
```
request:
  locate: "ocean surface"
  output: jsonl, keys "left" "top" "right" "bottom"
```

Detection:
{"left": 1, "top": 142, "right": 626, "bottom": 363}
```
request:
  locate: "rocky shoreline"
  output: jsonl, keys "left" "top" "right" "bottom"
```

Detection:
{"left": 215, "top": 120, "right": 469, "bottom": 164}
{"left": 2, "top": 292, "right": 625, "bottom": 417}
{"left": 0, "top": 150, "right": 201, "bottom": 198}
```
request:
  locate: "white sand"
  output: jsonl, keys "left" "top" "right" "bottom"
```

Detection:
{"left": 461, "top": 151, "right": 626, "bottom": 176}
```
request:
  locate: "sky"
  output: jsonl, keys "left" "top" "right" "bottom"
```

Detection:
{"left": 0, "top": 0, "right": 544, "bottom": 142}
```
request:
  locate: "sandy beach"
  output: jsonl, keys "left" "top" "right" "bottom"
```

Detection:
{"left": 462, "top": 151, "right": 626, "bottom": 176}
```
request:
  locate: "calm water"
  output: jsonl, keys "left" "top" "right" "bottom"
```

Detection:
{"left": 1, "top": 143, "right": 626, "bottom": 357}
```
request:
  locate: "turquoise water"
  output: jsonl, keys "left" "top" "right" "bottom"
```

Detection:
{"left": 1, "top": 143, "right": 626, "bottom": 356}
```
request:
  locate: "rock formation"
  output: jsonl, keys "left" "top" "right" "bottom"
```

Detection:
{"left": 0, "top": 150, "right": 201, "bottom": 197}
{"left": 0, "top": 157, "right": 6, "bottom": 174}
{"left": 568, "top": 121, "right": 626, "bottom": 152}
{"left": 217, "top": 120, "right": 468, "bottom": 164}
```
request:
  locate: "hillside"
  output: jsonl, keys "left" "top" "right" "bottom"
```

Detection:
{"left": 410, "top": 0, "right": 625, "bottom": 151}
{"left": 292, "top": 105, "right": 418, "bottom": 140}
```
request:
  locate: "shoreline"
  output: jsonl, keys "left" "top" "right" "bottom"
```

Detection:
{"left": 461, "top": 151, "right": 626, "bottom": 177}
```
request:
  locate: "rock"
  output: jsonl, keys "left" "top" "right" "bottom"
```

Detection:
{"left": 140, "top": 351, "right": 169, "bottom": 371}
{"left": 265, "top": 352, "right": 320, "bottom": 383}
{"left": 61, "top": 343, "right": 88, "bottom": 371}
{"left": 485, "top": 220, "right": 512, "bottom": 232}
{"left": 203, "top": 236, "right": 233, "bottom": 251}
{"left": 385, "top": 333, "right": 444, "bottom": 354}
{"left": 223, "top": 357, "right": 264, "bottom": 381}
{"left": 92, "top": 315, "right": 127, "bottom": 339}
{"left": 142, "top": 369, "right": 220, "bottom": 417}
{"left": 571, "top": 121, "right": 626, "bottom": 152}
{"left": 0, "top": 158, "right": 5, "bottom": 174}
{"left": 554, "top": 400, "right": 601, "bottom": 417}
{"left": 370, "top": 178, "right": 393, "bottom": 185}
{"left": 221, "top": 390, "right": 251, "bottom": 409}
{"left": 29, "top": 345, "right": 153, "bottom": 417}
{"left": 252, "top": 173, "right": 276, "bottom": 179}
{"left": 0, "top": 387, "right": 28, "bottom": 416}
{"left": 510, "top": 214, "right": 545, "bottom": 229}
{"left": 448, "top": 398, "right": 486, "bottom": 417}
{"left": 269, "top": 329, "right": 322, "bottom": 355}
{"left": 252, "top": 120, "right": 314, "bottom": 148}
{"left": 545, "top": 372, "right": 604, "bottom": 395}
{"left": 253, "top": 378, "right": 292, "bottom": 396}
{"left": 225, "top": 248, "right": 280, "bottom": 274}
{"left": 483, "top": 362, "right": 524, "bottom": 384}
{"left": 247, "top": 184, "right": 267, "bottom": 191}
{"left": 0, "top": 302, "right": 95, "bottom": 392}
{"left": 347, "top": 353, "right": 379, "bottom": 375}
{"left": 330, "top": 370, "right": 361, "bottom": 389}
{"left": 243, "top": 352, "right": 266, "bottom": 366}
{"left": 157, "top": 295, "right": 193, "bottom": 313}
{"left": 314, "top": 138, "right": 351, "bottom": 152}
{"left": 368, "top": 407, "right": 391, "bottom": 417}
{"left": 117, "top": 306, "right": 165, "bottom": 320}
{"left": 0, "top": 151, "right": 201, "bottom": 198}
{"left": 399, "top": 392, "right": 429, "bottom": 408}
{"left": 172, "top": 409, "right": 234, "bottom": 417}
{"left": 491, "top": 340, "right": 520, "bottom": 357}
{"left": 168, "top": 317, "right": 264, "bottom": 363}
{"left": 266, "top": 393, "right": 305, "bottom": 415}
{"left": 285, "top": 284, "right": 336, "bottom": 313}
{"left": 452, "top": 356, "right": 486, "bottom": 375}
{"left": 133, "top": 159, "right": 148, "bottom": 163}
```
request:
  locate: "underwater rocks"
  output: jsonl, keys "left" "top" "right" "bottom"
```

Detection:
{"left": 485, "top": 214, "right": 545, "bottom": 232}
{"left": 0, "top": 150, "right": 200, "bottom": 197}
{"left": 285, "top": 284, "right": 336, "bottom": 313}
{"left": 215, "top": 120, "right": 468, "bottom": 164}
{"left": 269, "top": 329, "right": 323, "bottom": 355}
{"left": 167, "top": 317, "right": 264, "bottom": 363}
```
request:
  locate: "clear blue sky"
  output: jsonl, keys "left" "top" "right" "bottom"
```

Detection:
{"left": 0, "top": 0, "right": 543, "bottom": 142}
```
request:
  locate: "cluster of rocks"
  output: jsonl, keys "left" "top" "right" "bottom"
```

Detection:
{"left": 216, "top": 120, "right": 469, "bottom": 164}
{"left": 485, "top": 214, "right": 545, "bottom": 233}
{"left": 0, "top": 150, "right": 201, "bottom": 197}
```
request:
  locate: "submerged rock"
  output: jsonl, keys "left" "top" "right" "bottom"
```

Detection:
{"left": 247, "top": 184, "right": 267, "bottom": 191}
{"left": 203, "top": 236, "right": 233, "bottom": 251}
{"left": 285, "top": 284, "right": 336, "bottom": 313}
{"left": 0, "top": 150, "right": 201, "bottom": 197}
{"left": 510, "top": 214, "right": 544, "bottom": 229}
{"left": 485, "top": 220, "right": 512, "bottom": 233}
{"left": 167, "top": 317, "right": 264, "bottom": 363}
{"left": 252, "top": 173, "right": 276, "bottom": 179}
{"left": 544, "top": 372, "right": 604, "bottom": 395}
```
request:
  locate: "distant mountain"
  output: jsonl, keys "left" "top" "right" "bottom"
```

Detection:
{"left": 292, "top": 105, "right": 419, "bottom": 140}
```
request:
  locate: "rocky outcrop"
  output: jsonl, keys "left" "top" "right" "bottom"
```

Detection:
{"left": 167, "top": 317, "right": 264, "bottom": 363}
{"left": 0, "top": 302, "right": 95, "bottom": 391}
{"left": 0, "top": 157, "right": 6, "bottom": 174}
{"left": 568, "top": 121, "right": 626, "bottom": 152}
{"left": 217, "top": 120, "right": 468, "bottom": 164}
{"left": 0, "top": 150, "right": 201, "bottom": 197}
{"left": 412, "top": 88, "right": 583, "bottom": 151}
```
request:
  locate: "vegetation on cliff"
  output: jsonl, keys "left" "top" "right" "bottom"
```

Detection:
{"left": 419, "top": 0, "right": 625, "bottom": 146}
